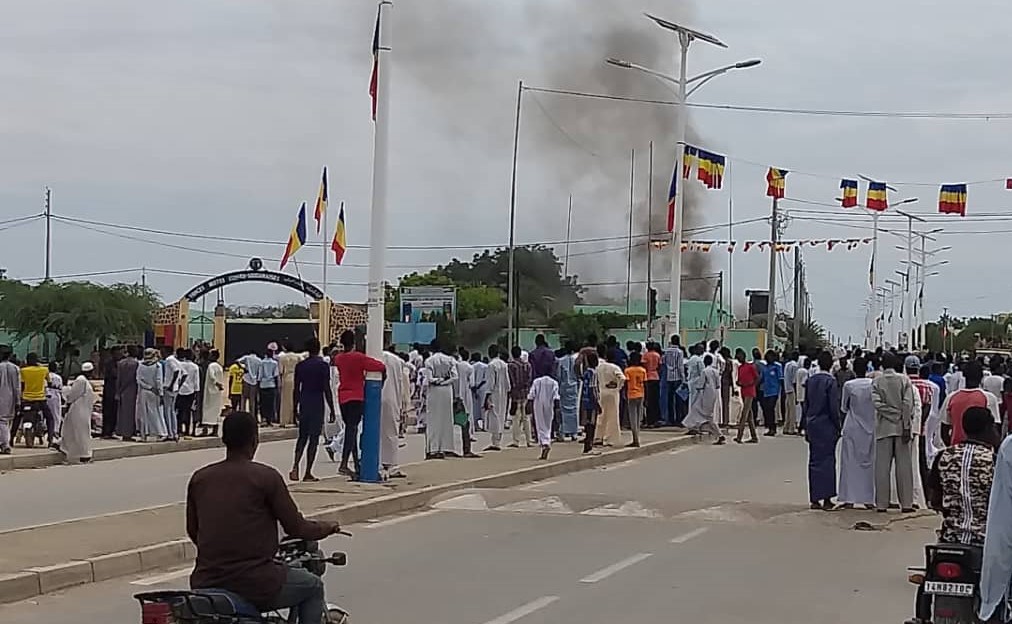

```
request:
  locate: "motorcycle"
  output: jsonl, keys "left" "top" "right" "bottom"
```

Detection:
{"left": 908, "top": 543, "right": 983, "bottom": 624}
{"left": 135, "top": 535, "right": 351, "bottom": 624}
{"left": 15, "top": 402, "right": 46, "bottom": 449}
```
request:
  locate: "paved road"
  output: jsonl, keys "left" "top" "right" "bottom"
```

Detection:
{"left": 0, "top": 430, "right": 493, "bottom": 532}
{"left": 0, "top": 436, "right": 934, "bottom": 623}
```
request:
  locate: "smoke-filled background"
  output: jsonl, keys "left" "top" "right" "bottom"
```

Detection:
{"left": 388, "top": 0, "right": 715, "bottom": 301}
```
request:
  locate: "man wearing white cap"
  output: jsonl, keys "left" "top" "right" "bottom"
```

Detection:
{"left": 61, "top": 362, "right": 97, "bottom": 463}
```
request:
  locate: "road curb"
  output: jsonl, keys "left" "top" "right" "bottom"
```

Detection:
{"left": 0, "top": 428, "right": 298, "bottom": 471}
{"left": 0, "top": 434, "right": 691, "bottom": 604}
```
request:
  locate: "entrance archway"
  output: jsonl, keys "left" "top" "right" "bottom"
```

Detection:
{"left": 150, "top": 258, "right": 367, "bottom": 355}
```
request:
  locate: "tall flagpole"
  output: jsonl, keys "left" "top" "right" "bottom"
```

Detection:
{"left": 506, "top": 80, "right": 523, "bottom": 353}
{"left": 366, "top": 0, "right": 393, "bottom": 358}
{"left": 322, "top": 197, "right": 329, "bottom": 300}
{"left": 626, "top": 148, "right": 635, "bottom": 314}
{"left": 564, "top": 194, "right": 573, "bottom": 277}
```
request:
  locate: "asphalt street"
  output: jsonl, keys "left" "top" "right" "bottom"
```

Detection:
{"left": 0, "top": 435, "right": 936, "bottom": 623}
{"left": 0, "top": 429, "right": 493, "bottom": 532}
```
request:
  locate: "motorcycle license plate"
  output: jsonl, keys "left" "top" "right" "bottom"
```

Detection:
{"left": 924, "top": 581, "right": 974, "bottom": 596}
{"left": 22, "top": 422, "right": 32, "bottom": 430}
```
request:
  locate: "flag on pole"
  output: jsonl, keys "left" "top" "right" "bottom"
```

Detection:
{"left": 840, "top": 179, "right": 859, "bottom": 207}
{"left": 868, "top": 249, "right": 875, "bottom": 288}
{"left": 938, "top": 183, "right": 967, "bottom": 216}
{"left": 766, "top": 167, "right": 787, "bottom": 199}
{"left": 682, "top": 146, "right": 697, "bottom": 179}
{"left": 369, "top": 5, "right": 382, "bottom": 120}
{"left": 280, "top": 202, "right": 308, "bottom": 270}
{"left": 866, "top": 182, "right": 888, "bottom": 211}
{"left": 331, "top": 203, "right": 347, "bottom": 265}
{"left": 696, "top": 150, "right": 725, "bottom": 189}
{"left": 313, "top": 167, "right": 328, "bottom": 233}
{"left": 1007, "top": 178, "right": 1012, "bottom": 190}
{"left": 666, "top": 161, "right": 678, "bottom": 232}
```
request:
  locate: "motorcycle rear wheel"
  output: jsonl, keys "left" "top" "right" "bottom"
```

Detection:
{"left": 326, "top": 606, "right": 350, "bottom": 623}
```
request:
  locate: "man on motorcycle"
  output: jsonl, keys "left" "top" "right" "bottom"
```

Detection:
{"left": 908, "top": 407, "right": 998, "bottom": 624}
{"left": 20, "top": 352, "right": 56, "bottom": 446}
{"left": 980, "top": 416, "right": 1012, "bottom": 622}
{"left": 186, "top": 410, "right": 340, "bottom": 623}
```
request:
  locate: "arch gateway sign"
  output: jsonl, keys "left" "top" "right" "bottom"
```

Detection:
{"left": 184, "top": 269, "right": 325, "bottom": 302}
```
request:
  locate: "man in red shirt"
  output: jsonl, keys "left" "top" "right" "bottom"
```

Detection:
{"left": 734, "top": 348, "right": 760, "bottom": 444}
{"left": 331, "top": 331, "right": 385, "bottom": 478}
{"left": 940, "top": 361, "right": 1001, "bottom": 446}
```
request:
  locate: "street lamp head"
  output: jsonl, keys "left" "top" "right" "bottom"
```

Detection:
{"left": 606, "top": 57, "right": 632, "bottom": 69}
{"left": 735, "top": 59, "right": 762, "bottom": 69}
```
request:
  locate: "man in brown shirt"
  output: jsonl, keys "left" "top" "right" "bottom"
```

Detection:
{"left": 187, "top": 411, "right": 338, "bottom": 622}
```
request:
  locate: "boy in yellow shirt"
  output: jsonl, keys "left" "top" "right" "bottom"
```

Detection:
{"left": 20, "top": 352, "right": 56, "bottom": 446}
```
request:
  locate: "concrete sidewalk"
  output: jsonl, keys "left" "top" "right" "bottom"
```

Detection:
{"left": 0, "top": 427, "right": 299, "bottom": 472}
{"left": 0, "top": 431, "right": 691, "bottom": 603}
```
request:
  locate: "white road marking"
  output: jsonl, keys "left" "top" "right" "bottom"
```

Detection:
{"left": 669, "top": 527, "right": 709, "bottom": 544}
{"left": 517, "top": 479, "right": 557, "bottom": 490}
{"left": 668, "top": 446, "right": 696, "bottom": 456}
{"left": 496, "top": 496, "right": 573, "bottom": 514}
{"left": 582, "top": 501, "right": 663, "bottom": 519}
{"left": 481, "top": 596, "right": 559, "bottom": 624}
{"left": 131, "top": 566, "right": 192, "bottom": 586}
{"left": 579, "top": 553, "right": 653, "bottom": 583}
{"left": 363, "top": 509, "right": 442, "bottom": 528}
{"left": 433, "top": 493, "right": 489, "bottom": 510}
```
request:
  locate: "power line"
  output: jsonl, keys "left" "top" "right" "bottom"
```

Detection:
{"left": 524, "top": 85, "right": 1012, "bottom": 120}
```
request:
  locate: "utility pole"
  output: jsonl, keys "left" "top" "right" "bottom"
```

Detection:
{"left": 793, "top": 245, "right": 801, "bottom": 349}
{"left": 646, "top": 141, "right": 654, "bottom": 337}
{"left": 765, "top": 196, "right": 780, "bottom": 349}
{"left": 625, "top": 148, "right": 635, "bottom": 314}
{"left": 44, "top": 187, "right": 52, "bottom": 281}
{"left": 141, "top": 266, "right": 147, "bottom": 288}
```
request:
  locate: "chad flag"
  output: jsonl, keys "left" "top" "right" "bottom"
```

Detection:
{"left": 682, "top": 145, "right": 697, "bottom": 179}
{"left": 938, "top": 183, "right": 967, "bottom": 216}
{"left": 840, "top": 179, "right": 858, "bottom": 207}
{"left": 866, "top": 182, "right": 888, "bottom": 211}
{"left": 766, "top": 167, "right": 788, "bottom": 199}
{"left": 313, "top": 166, "right": 328, "bottom": 233}
{"left": 331, "top": 202, "right": 347, "bottom": 265}
{"left": 280, "top": 202, "right": 308, "bottom": 270}
{"left": 696, "top": 150, "right": 726, "bottom": 190}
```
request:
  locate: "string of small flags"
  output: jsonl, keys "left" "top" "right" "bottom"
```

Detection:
{"left": 678, "top": 238, "right": 873, "bottom": 253}
{"left": 670, "top": 145, "right": 1012, "bottom": 221}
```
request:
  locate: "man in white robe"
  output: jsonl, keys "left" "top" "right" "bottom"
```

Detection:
{"left": 470, "top": 353, "right": 487, "bottom": 431}
{"left": 838, "top": 358, "right": 875, "bottom": 508}
{"left": 483, "top": 345, "right": 510, "bottom": 451}
{"left": 423, "top": 342, "right": 458, "bottom": 458}
{"left": 380, "top": 347, "right": 406, "bottom": 477}
{"left": 0, "top": 349, "right": 19, "bottom": 454}
{"left": 527, "top": 375, "right": 559, "bottom": 460}
{"left": 683, "top": 353, "right": 725, "bottom": 444}
{"left": 202, "top": 350, "right": 226, "bottom": 435}
{"left": 61, "top": 362, "right": 96, "bottom": 463}
{"left": 455, "top": 351, "right": 474, "bottom": 440}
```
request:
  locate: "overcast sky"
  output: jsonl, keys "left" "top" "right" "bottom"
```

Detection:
{"left": 2, "top": 0, "right": 1010, "bottom": 341}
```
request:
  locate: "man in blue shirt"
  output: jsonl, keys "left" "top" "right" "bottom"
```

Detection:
{"left": 258, "top": 349, "right": 280, "bottom": 426}
{"left": 663, "top": 335, "right": 686, "bottom": 426}
{"left": 760, "top": 350, "right": 784, "bottom": 436}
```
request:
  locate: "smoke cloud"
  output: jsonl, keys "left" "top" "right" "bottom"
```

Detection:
{"left": 363, "top": 0, "right": 716, "bottom": 301}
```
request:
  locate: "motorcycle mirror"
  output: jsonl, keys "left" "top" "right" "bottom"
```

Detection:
{"left": 329, "top": 552, "right": 347, "bottom": 566}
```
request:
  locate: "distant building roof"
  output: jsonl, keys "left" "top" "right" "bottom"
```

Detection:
{"left": 574, "top": 299, "right": 732, "bottom": 330}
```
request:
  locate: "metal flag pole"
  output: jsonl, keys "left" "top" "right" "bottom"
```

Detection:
{"left": 506, "top": 79, "right": 524, "bottom": 353}
{"left": 646, "top": 141, "right": 654, "bottom": 336}
{"left": 363, "top": 0, "right": 393, "bottom": 484}
{"left": 626, "top": 148, "right": 635, "bottom": 313}
{"left": 765, "top": 196, "right": 779, "bottom": 349}
{"left": 564, "top": 194, "right": 573, "bottom": 278}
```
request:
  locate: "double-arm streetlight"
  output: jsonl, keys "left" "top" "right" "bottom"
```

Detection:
{"left": 606, "top": 13, "right": 760, "bottom": 337}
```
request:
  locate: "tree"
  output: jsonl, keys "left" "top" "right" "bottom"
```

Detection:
{"left": 548, "top": 311, "right": 645, "bottom": 345}
{"left": 782, "top": 316, "right": 828, "bottom": 351}
{"left": 0, "top": 280, "right": 161, "bottom": 354}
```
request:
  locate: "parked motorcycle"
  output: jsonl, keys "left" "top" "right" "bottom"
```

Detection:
{"left": 15, "top": 402, "right": 46, "bottom": 449}
{"left": 135, "top": 535, "right": 351, "bottom": 624}
{"left": 908, "top": 543, "right": 983, "bottom": 624}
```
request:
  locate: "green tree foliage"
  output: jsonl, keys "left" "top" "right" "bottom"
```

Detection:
{"left": 783, "top": 316, "right": 828, "bottom": 351}
{"left": 548, "top": 312, "right": 645, "bottom": 345}
{"left": 0, "top": 280, "right": 161, "bottom": 353}
{"left": 924, "top": 316, "right": 1009, "bottom": 354}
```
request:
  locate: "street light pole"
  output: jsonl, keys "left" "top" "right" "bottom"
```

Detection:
{"left": 506, "top": 79, "right": 523, "bottom": 353}
{"left": 607, "top": 15, "right": 760, "bottom": 341}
